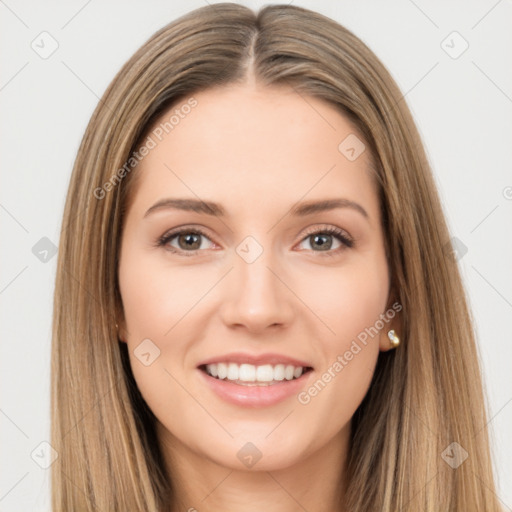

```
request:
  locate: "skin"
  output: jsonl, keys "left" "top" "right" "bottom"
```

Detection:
{"left": 117, "top": 80, "right": 399, "bottom": 512}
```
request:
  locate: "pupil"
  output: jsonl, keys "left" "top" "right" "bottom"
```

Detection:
{"left": 180, "top": 233, "right": 200, "bottom": 250}
{"left": 312, "top": 234, "right": 331, "bottom": 251}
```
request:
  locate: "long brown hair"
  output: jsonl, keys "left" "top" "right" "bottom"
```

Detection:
{"left": 51, "top": 3, "right": 502, "bottom": 510}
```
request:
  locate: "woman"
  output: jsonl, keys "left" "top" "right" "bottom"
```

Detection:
{"left": 51, "top": 3, "right": 502, "bottom": 510}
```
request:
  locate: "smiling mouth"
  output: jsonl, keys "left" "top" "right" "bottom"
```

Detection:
{"left": 198, "top": 363, "right": 313, "bottom": 386}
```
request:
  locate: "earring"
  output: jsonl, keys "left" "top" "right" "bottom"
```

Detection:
{"left": 388, "top": 329, "right": 400, "bottom": 348}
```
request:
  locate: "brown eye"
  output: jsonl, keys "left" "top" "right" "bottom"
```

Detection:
{"left": 176, "top": 232, "right": 203, "bottom": 250}
{"left": 157, "top": 228, "right": 215, "bottom": 255}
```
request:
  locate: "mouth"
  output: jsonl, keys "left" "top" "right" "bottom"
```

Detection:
{"left": 198, "top": 363, "right": 314, "bottom": 386}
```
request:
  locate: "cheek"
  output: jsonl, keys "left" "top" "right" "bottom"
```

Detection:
{"left": 299, "top": 257, "right": 389, "bottom": 348}
{"left": 118, "top": 255, "right": 214, "bottom": 414}
{"left": 119, "top": 255, "right": 210, "bottom": 340}
{"left": 293, "top": 257, "right": 388, "bottom": 418}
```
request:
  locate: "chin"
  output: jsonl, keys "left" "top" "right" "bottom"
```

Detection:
{"left": 199, "top": 434, "right": 310, "bottom": 472}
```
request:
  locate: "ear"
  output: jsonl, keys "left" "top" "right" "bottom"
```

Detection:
{"left": 117, "top": 317, "right": 128, "bottom": 344}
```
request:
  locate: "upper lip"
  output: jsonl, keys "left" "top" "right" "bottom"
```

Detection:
{"left": 197, "top": 352, "right": 313, "bottom": 369}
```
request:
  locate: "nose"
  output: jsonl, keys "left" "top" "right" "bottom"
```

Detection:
{"left": 219, "top": 244, "right": 295, "bottom": 334}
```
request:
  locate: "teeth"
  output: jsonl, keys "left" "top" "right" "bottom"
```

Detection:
{"left": 217, "top": 363, "right": 227, "bottom": 380}
{"left": 227, "top": 363, "right": 239, "bottom": 380}
{"left": 239, "top": 363, "right": 256, "bottom": 381}
{"left": 205, "top": 363, "right": 306, "bottom": 383}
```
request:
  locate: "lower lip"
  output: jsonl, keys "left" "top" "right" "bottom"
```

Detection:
{"left": 198, "top": 368, "right": 313, "bottom": 407}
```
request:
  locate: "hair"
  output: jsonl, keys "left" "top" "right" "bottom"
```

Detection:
{"left": 51, "top": 3, "right": 502, "bottom": 510}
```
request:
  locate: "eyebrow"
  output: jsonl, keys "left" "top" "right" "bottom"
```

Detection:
{"left": 143, "top": 197, "right": 369, "bottom": 220}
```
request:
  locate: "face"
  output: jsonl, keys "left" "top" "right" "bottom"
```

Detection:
{"left": 117, "top": 83, "right": 396, "bottom": 473}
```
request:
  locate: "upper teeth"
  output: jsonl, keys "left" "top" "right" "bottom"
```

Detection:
{"left": 206, "top": 363, "right": 305, "bottom": 382}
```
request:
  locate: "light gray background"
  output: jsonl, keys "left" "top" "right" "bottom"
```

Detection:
{"left": 1, "top": 0, "right": 511, "bottom": 510}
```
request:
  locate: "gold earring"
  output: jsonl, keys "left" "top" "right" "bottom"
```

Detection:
{"left": 388, "top": 329, "right": 400, "bottom": 348}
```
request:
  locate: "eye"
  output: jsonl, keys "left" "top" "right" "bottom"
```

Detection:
{"left": 296, "top": 225, "right": 354, "bottom": 256}
{"left": 156, "top": 225, "right": 354, "bottom": 257}
{"left": 157, "top": 227, "right": 216, "bottom": 256}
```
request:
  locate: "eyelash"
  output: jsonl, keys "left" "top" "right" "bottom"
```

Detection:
{"left": 156, "top": 225, "right": 354, "bottom": 258}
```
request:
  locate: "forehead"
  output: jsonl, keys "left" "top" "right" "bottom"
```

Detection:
{"left": 127, "top": 83, "right": 379, "bottom": 222}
